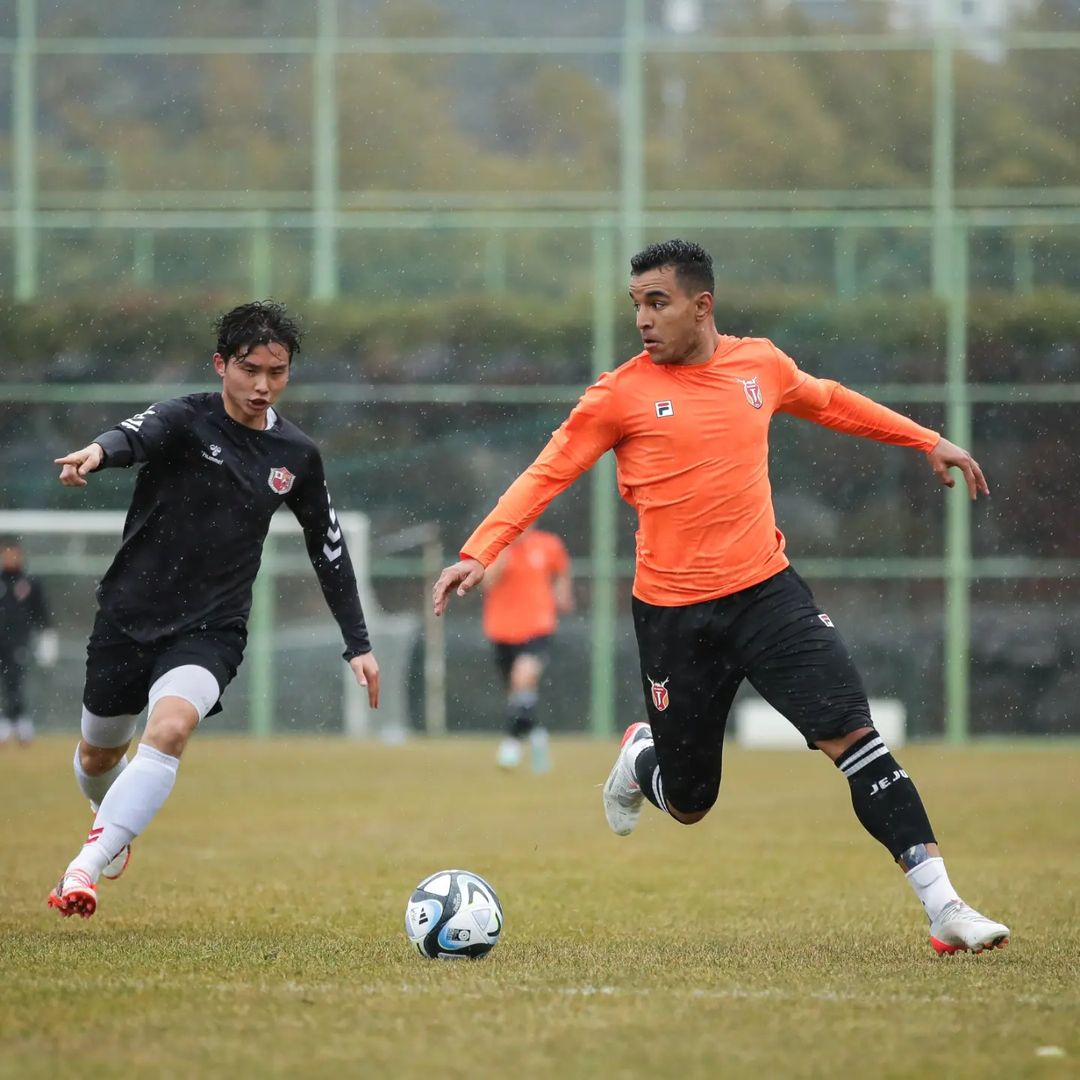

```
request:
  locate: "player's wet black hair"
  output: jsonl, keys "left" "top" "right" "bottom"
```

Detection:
{"left": 214, "top": 301, "right": 303, "bottom": 363}
{"left": 630, "top": 239, "right": 714, "bottom": 296}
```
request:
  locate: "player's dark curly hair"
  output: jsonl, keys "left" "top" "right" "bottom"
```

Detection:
{"left": 630, "top": 239, "right": 714, "bottom": 296}
{"left": 214, "top": 301, "right": 303, "bottom": 362}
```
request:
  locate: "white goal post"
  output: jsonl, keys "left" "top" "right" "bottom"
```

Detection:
{"left": 0, "top": 509, "right": 429, "bottom": 739}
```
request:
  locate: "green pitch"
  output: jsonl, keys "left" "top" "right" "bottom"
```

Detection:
{"left": 2, "top": 736, "right": 1077, "bottom": 1079}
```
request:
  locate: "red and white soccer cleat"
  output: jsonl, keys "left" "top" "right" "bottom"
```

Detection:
{"left": 929, "top": 900, "right": 1010, "bottom": 954}
{"left": 602, "top": 722, "right": 653, "bottom": 836}
{"left": 47, "top": 869, "right": 97, "bottom": 919}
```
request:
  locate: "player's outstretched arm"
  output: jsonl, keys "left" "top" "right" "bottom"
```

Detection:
{"left": 348, "top": 652, "right": 380, "bottom": 709}
{"left": 54, "top": 443, "right": 104, "bottom": 487}
{"left": 432, "top": 558, "right": 486, "bottom": 616}
{"left": 927, "top": 437, "right": 990, "bottom": 500}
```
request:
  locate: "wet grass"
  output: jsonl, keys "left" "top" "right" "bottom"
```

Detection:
{"left": 1, "top": 736, "right": 1077, "bottom": 1079}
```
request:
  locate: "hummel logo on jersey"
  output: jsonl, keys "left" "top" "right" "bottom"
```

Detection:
{"left": 738, "top": 377, "right": 763, "bottom": 409}
{"left": 648, "top": 675, "right": 670, "bottom": 712}
{"left": 268, "top": 467, "right": 295, "bottom": 495}
{"left": 818, "top": 613, "right": 834, "bottom": 627}
{"left": 655, "top": 400, "right": 674, "bottom": 418}
{"left": 322, "top": 485, "right": 343, "bottom": 562}
{"left": 201, "top": 443, "right": 225, "bottom": 465}
{"left": 120, "top": 406, "right": 157, "bottom": 433}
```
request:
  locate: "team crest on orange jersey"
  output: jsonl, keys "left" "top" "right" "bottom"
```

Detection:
{"left": 649, "top": 676, "right": 670, "bottom": 712}
{"left": 738, "top": 377, "right": 763, "bottom": 409}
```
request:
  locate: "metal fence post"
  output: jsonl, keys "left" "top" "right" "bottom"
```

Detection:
{"left": 14, "top": 0, "right": 38, "bottom": 300}
{"left": 944, "top": 225, "right": 971, "bottom": 743}
{"left": 249, "top": 533, "right": 275, "bottom": 738}
{"left": 590, "top": 225, "right": 618, "bottom": 738}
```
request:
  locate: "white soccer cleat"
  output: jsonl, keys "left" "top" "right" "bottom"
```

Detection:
{"left": 101, "top": 843, "right": 132, "bottom": 881}
{"left": 602, "top": 722, "right": 652, "bottom": 836}
{"left": 496, "top": 737, "right": 523, "bottom": 770}
{"left": 929, "top": 900, "right": 1010, "bottom": 955}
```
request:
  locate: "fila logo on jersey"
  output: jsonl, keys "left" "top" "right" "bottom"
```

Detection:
{"left": 268, "top": 467, "right": 295, "bottom": 494}
{"left": 655, "top": 400, "right": 674, "bottom": 418}
{"left": 818, "top": 613, "right": 834, "bottom": 627}
{"left": 738, "top": 377, "right": 763, "bottom": 409}
{"left": 649, "top": 675, "right": 670, "bottom": 712}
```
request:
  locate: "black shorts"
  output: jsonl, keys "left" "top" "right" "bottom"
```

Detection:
{"left": 633, "top": 567, "right": 871, "bottom": 812}
{"left": 82, "top": 610, "right": 246, "bottom": 718}
{"left": 492, "top": 636, "right": 552, "bottom": 685}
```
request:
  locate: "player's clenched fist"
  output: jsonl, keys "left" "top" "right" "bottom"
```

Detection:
{"left": 55, "top": 443, "right": 104, "bottom": 487}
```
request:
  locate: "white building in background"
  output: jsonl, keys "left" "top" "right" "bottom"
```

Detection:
{"left": 890, "top": 0, "right": 1038, "bottom": 59}
{"left": 760, "top": 0, "right": 1039, "bottom": 59}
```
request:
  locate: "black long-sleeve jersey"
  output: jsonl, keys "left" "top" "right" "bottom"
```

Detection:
{"left": 0, "top": 570, "right": 51, "bottom": 649}
{"left": 92, "top": 393, "right": 370, "bottom": 658}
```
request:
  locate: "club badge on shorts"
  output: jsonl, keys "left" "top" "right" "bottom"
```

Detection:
{"left": 649, "top": 675, "right": 670, "bottom": 712}
{"left": 738, "top": 376, "right": 763, "bottom": 409}
{"left": 268, "top": 466, "right": 295, "bottom": 495}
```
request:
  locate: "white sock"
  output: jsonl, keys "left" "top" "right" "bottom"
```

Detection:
{"left": 905, "top": 856, "right": 961, "bottom": 922}
{"left": 0, "top": 717, "right": 11, "bottom": 743}
{"left": 67, "top": 744, "right": 179, "bottom": 881}
{"left": 15, "top": 717, "right": 34, "bottom": 742}
{"left": 73, "top": 744, "right": 130, "bottom": 811}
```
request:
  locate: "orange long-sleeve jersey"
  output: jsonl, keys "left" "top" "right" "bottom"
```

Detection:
{"left": 462, "top": 335, "right": 940, "bottom": 607}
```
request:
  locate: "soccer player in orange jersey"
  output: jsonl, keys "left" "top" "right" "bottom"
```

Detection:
{"left": 433, "top": 239, "right": 1010, "bottom": 955}
{"left": 482, "top": 525, "right": 573, "bottom": 772}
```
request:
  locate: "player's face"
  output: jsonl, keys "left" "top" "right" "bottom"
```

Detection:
{"left": 629, "top": 266, "right": 711, "bottom": 365}
{"left": 1, "top": 546, "right": 21, "bottom": 572}
{"left": 214, "top": 342, "right": 291, "bottom": 429}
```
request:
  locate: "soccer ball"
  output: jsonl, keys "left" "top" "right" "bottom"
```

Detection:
{"left": 404, "top": 869, "right": 504, "bottom": 959}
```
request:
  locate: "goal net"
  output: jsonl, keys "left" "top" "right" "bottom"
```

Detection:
{"left": 0, "top": 509, "right": 421, "bottom": 739}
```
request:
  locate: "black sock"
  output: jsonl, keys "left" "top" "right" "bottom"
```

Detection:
{"left": 835, "top": 731, "right": 936, "bottom": 859}
{"left": 632, "top": 742, "right": 667, "bottom": 812}
{"left": 507, "top": 708, "right": 534, "bottom": 739}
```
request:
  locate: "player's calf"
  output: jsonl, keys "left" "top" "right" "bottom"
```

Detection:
{"left": 832, "top": 729, "right": 935, "bottom": 859}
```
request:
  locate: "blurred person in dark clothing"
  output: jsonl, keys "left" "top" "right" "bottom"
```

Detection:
{"left": 0, "top": 539, "right": 57, "bottom": 745}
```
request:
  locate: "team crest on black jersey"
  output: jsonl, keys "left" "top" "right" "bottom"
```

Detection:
{"left": 268, "top": 467, "right": 295, "bottom": 494}
{"left": 738, "top": 377, "right": 763, "bottom": 410}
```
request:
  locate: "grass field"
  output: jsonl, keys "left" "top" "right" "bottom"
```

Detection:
{"left": 1, "top": 736, "right": 1078, "bottom": 1079}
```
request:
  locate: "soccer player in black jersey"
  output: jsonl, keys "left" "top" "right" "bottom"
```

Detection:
{"left": 47, "top": 301, "right": 380, "bottom": 920}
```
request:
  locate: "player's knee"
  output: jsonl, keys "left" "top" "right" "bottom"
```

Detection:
{"left": 814, "top": 723, "right": 876, "bottom": 762}
{"left": 142, "top": 665, "right": 219, "bottom": 757}
{"left": 667, "top": 804, "right": 710, "bottom": 826}
{"left": 79, "top": 740, "right": 128, "bottom": 776}
{"left": 665, "top": 777, "right": 720, "bottom": 824}
{"left": 510, "top": 653, "right": 542, "bottom": 689}
{"left": 143, "top": 702, "right": 199, "bottom": 757}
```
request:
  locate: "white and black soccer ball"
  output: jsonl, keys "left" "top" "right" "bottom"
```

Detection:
{"left": 404, "top": 869, "right": 504, "bottom": 959}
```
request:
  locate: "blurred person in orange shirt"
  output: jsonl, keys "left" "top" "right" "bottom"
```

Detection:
{"left": 482, "top": 525, "right": 573, "bottom": 772}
